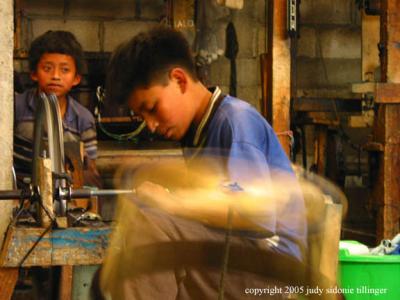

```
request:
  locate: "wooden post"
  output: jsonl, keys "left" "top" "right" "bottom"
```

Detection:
{"left": 313, "top": 126, "right": 328, "bottom": 176}
{"left": 270, "top": 0, "right": 291, "bottom": 156}
{"left": 372, "top": 0, "right": 400, "bottom": 240}
{"left": 59, "top": 266, "right": 73, "bottom": 300}
{"left": 0, "top": 268, "right": 19, "bottom": 300}
{"left": 361, "top": 11, "right": 380, "bottom": 81}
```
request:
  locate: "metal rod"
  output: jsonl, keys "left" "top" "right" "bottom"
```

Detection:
{"left": 0, "top": 188, "right": 136, "bottom": 200}
{"left": 70, "top": 188, "right": 136, "bottom": 198}
{"left": 0, "top": 190, "right": 23, "bottom": 200}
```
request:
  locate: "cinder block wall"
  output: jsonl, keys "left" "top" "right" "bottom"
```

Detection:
{"left": 297, "top": 0, "right": 361, "bottom": 98}
{"left": 296, "top": 0, "right": 364, "bottom": 174}
{"left": 210, "top": 0, "right": 266, "bottom": 109}
{"left": 18, "top": 0, "right": 163, "bottom": 52}
{"left": 15, "top": 0, "right": 266, "bottom": 109}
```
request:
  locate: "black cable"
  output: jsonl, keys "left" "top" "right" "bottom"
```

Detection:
{"left": 218, "top": 207, "right": 234, "bottom": 300}
{"left": 18, "top": 190, "right": 57, "bottom": 267}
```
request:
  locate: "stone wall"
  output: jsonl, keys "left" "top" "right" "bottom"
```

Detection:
{"left": 297, "top": 0, "right": 361, "bottom": 98}
{"left": 0, "top": 0, "right": 15, "bottom": 244}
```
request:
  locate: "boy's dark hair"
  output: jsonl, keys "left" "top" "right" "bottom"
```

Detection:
{"left": 106, "top": 26, "right": 198, "bottom": 105}
{"left": 28, "top": 30, "right": 85, "bottom": 74}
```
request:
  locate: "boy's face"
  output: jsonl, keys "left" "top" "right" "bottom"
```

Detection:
{"left": 128, "top": 74, "right": 195, "bottom": 141}
{"left": 31, "top": 53, "right": 81, "bottom": 99}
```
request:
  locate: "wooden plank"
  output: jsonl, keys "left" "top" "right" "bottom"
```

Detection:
{"left": 314, "top": 126, "right": 328, "bottom": 175}
{"left": 362, "top": 12, "right": 380, "bottom": 81}
{"left": 0, "top": 226, "right": 111, "bottom": 267}
{"left": 375, "top": 83, "right": 400, "bottom": 103}
{"left": 38, "top": 157, "right": 54, "bottom": 227}
{"left": 363, "top": 142, "right": 384, "bottom": 152}
{"left": 293, "top": 98, "right": 362, "bottom": 112}
{"left": 351, "top": 82, "right": 376, "bottom": 93}
{"left": 271, "top": 0, "right": 291, "bottom": 156}
{"left": 387, "top": 0, "right": 400, "bottom": 82}
{"left": 318, "top": 203, "right": 342, "bottom": 287}
{"left": 65, "top": 141, "right": 98, "bottom": 213}
{"left": 99, "top": 116, "right": 141, "bottom": 123}
{"left": 0, "top": 268, "right": 18, "bottom": 300}
{"left": 59, "top": 265, "right": 73, "bottom": 300}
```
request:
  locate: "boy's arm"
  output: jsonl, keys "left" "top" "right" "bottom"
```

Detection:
{"left": 136, "top": 180, "right": 281, "bottom": 235}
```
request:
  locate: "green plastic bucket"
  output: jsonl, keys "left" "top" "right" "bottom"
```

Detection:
{"left": 338, "top": 241, "right": 400, "bottom": 299}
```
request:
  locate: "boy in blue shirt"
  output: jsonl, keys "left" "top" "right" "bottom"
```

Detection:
{"left": 102, "top": 26, "right": 306, "bottom": 299}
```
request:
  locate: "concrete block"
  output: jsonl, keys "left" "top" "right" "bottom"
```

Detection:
{"left": 31, "top": 19, "right": 101, "bottom": 52}
{"left": 237, "top": 0, "right": 256, "bottom": 18}
{"left": 69, "top": 0, "right": 136, "bottom": 18}
{"left": 20, "top": 0, "right": 64, "bottom": 16}
{"left": 237, "top": 85, "right": 261, "bottom": 111}
{"left": 319, "top": 27, "right": 361, "bottom": 59}
{"left": 300, "top": 0, "right": 352, "bottom": 25}
{"left": 209, "top": 56, "right": 231, "bottom": 86}
{"left": 324, "top": 58, "right": 361, "bottom": 86}
{"left": 296, "top": 58, "right": 324, "bottom": 88}
{"left": 254, "top": 0, "right": 266, "bottom": 24}
{"left": 298, "top": 27, "right": 316, "bottom": 58}
{"left": 103, "top": 21, "right": 156, "bottom": 52}
{"left": 140, "top": 0, "right": 165, "bottom": 19}
{"left": 237, "top": 58, "right": 259, "bottom": 86}
{"left": 297, "top": 58, "right": 361, "bottom": 88}
{"left": 234, "top": 18, "right": 259, "bottom": 58}
{"left": 257, "top": 24, "right": 267, "bottom": 54}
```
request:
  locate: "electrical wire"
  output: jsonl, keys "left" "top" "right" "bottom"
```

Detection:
{"left": 95, "top": 86, "right": 146, "bottom": 141}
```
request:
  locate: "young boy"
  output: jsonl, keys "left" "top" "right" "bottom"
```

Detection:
{"left": 101, "top": 26, "right": 306, "bottom": 299}
{"left": 14, "top": 30, "right": 100, "bottom": 187}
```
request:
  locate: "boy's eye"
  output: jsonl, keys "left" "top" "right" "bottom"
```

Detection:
{"left": 43, "top": 66, "right": 51, "bottom": 72}
{"left": 149, "top": 104, "right": 158, "bottom": 113}
{"left": 61, "top": 68, "right": 70, "bottom": 73}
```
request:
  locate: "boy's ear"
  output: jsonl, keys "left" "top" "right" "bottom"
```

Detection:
{"left": 72, "top": 74, "right": 82, "bottom": 87}
{"left": 169, "top": 68, "right": 187, "bottom": 93}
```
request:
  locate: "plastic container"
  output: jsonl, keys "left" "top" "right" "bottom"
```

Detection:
{"left": 338, "top": 241, "right": 400, "bottom": 299}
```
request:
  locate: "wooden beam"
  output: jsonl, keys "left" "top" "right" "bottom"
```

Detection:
{"left": 371, "top": 0, "right": 400, "bottom": 240}
{"left": 373, "top": 105, "right": 400, "bottom": 240}
{"left": 271, "top": 0, "right": 291, "bottom": 156}
{"left": 59, "top": 265, "right": 73, "bottom": 300}
{"left": 375, "top": 83, "right": 400, "bottom": 103}
{"left": 362, "top": 11, "right": 380, "bottom": 81}
{"left": 0, "top": 268, "right": 18, "bottom": 300}
{"left": 351, "top": 82, "right": 400, "bottom": 103}
{"left": 293, "top": 98, "right": 362, "bottom": 112}
{"left": 314, "top": 126, "right": 328, "bottom": 175}
{"left": 0, "top": 226, "right": 111, "bottom": 267}
{"left": 352, "top": 82, "right": 376, "bottom": 94}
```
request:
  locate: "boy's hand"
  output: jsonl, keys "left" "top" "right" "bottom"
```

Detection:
{"left": 136, "top": 181, "right": 177, "bottom": 213}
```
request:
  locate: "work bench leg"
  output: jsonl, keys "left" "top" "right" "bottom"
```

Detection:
{"left": 0, "top": 267, "right": 19, "bottom": 300}
{"left": 59, "top": 266, "right": 73, "bottom": 300}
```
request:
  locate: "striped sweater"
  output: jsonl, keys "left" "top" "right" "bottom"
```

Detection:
{"left": 14, "top": 89, "right": 97, "bottom": 180}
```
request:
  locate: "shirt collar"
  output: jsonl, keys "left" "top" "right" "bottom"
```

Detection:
{"left": 193, "top": 86, "right": 222, "bottom": 146}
